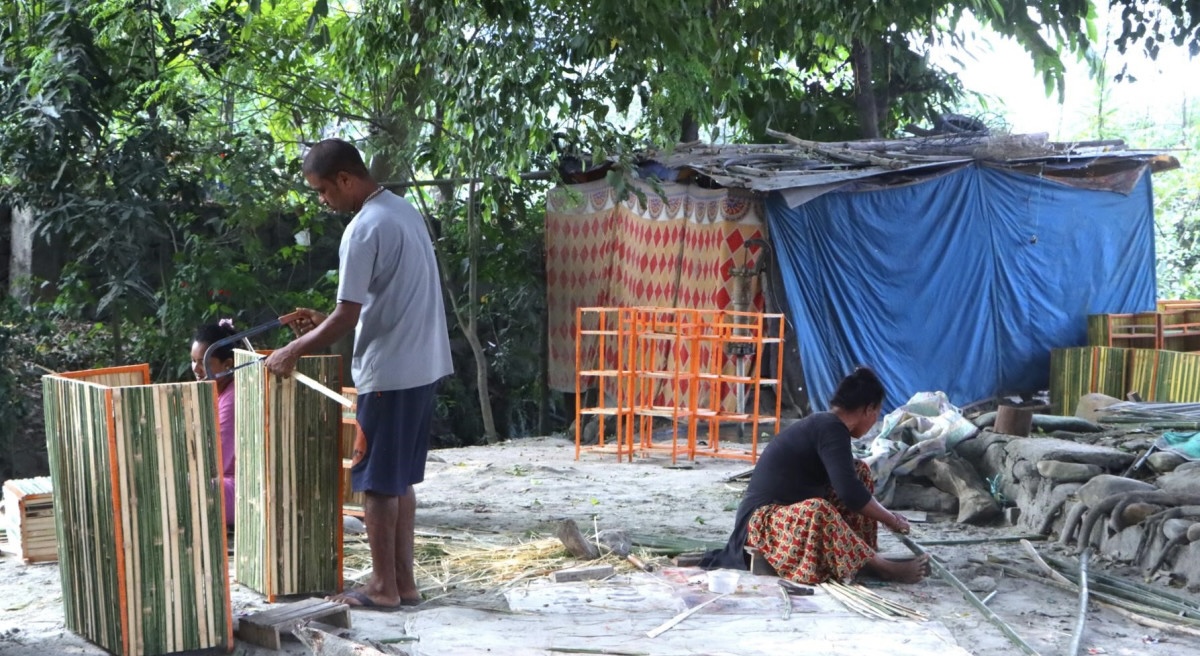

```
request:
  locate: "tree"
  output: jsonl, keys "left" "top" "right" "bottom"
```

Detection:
{"left": 5, "top": 0, "right": 1199, "bottom": 446}
{"left": 0, "top": 0, "right": 334, "bottom": 375}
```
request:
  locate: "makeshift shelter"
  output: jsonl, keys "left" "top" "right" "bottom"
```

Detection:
{"left": 545, "top": 132, "right": 1178, "bottom": 412}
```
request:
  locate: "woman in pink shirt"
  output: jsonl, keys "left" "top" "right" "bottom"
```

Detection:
{"left": 190, "top": 320, "right": 239, "bottom": 527}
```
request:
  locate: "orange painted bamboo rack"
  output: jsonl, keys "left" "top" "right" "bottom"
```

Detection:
{"left": 574, "top": 306, "right": 784, "bottom": 464}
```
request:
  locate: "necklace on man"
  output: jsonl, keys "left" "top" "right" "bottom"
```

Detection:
{"left": 363, "top": 186, "right": 384, "bottom": 205}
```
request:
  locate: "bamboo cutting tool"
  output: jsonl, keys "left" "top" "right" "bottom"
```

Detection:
{"left": 201, "top": 311, "right": 353, "bottom": 407}
{"left": 202, "top": 311, "right": 304, "bottom": 380}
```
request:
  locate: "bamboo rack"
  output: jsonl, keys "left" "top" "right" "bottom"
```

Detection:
{"left": 0, "top": 476, "right": 57, "bottom": 563}
{"left": 1050, "top": 345, "right": 1200, "bottom": 415}
{"left": 339, "top": 387, "right": 365, "bottom": 516}
{"left": 233, "top": 350, "right": 343, "bottom": 600}
{"left": 42, "top": 364, "right": 232, "bottom": 656}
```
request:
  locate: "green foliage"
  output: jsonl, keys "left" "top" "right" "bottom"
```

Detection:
{"left": 0, "top": 0, "right": 338, "bottom": 382}
{"left": 4, "top": 0, "right": 1200, "bottom": 457}
{"left": 0, "top": 318, "right": 23, "bottom": 480}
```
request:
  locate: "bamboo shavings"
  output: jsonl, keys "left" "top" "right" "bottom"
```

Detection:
{"left": 819, "top": 581, "right": 927, "bottom": 621}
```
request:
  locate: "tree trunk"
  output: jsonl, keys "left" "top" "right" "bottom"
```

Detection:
{"left": 404, "top": 173, "right": 501, "bottom": 445}
{"left": 850, "top": 39, "right": 881, "bottom": 139}
{"left": 680, "top": 111, "right": 700, "bottom": 143}
{"left": 465, "top": 180, "right": 499, "bottom": 443}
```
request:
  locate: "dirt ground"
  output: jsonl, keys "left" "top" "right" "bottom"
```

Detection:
{"left": 2, "top": 435, "right": 1199, "bottom": 655}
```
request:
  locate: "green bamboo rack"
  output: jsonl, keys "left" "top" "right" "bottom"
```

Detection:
{"left": 233, "top": 350, "right": 343, "bottom": 600}
{"left": 43, "top": 364, "right": 232, "bottom": 656}
{"left": 1051, "top": 346, "right": 1200, "bottom": 414}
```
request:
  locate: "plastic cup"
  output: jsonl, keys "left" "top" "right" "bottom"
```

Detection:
{"left": 707, "top": 569, "right": 739, "bottom": 594}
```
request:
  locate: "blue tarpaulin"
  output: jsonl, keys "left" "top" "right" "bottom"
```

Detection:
{"left": 767, "top": 163, "right": 1157, "bottom": 412}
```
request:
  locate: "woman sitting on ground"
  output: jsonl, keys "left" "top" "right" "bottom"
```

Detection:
{"left": 190, "top": 320, "right": 239, "bottom": 527}
{"left": 703, "top": 366, "right": 929, "bottom": 584}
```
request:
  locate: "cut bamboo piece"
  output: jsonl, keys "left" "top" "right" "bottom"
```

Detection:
{"left": 645, "top": 593, "right": 727, "bottom": 638}
{"left": 234, "top": 350, "right": 343, "bottom": 600}
{"left": 42, "top": 366, "right": 232, "bottom": 656}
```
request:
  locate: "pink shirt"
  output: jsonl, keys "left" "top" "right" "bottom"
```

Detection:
{"left": 218, "top": 382, "right": 236, "bottom": 525}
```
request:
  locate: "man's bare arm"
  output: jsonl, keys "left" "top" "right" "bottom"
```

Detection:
{"left": 264, "top": 301, "right": 361, "bottom": 376}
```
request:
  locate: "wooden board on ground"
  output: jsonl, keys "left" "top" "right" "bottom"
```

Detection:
{"left": 238, "top": 598, "right": 351, "bottom": 651}
{"left": 549, "top": 564, "right": 614, "bottom": 583}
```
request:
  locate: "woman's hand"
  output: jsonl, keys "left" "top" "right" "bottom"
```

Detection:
{"left": 886, "top": 511, "right": 911, "bottom": 534}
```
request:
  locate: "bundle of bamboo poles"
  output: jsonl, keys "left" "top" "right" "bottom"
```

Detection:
{"left": 43, "top": 365, "right": 232, "bottom": 656}
{"left": 234, "top": 350, "right": 344, "bottom": 600}
{"left": 976, "top": 542, "right": 1200, "bottom": 639}
{"left": 819, "top": 581, "right": 927, "bottom": 621}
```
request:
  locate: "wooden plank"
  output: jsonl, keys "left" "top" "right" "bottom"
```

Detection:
{"left": 237, "top": 599, "right": 351, "bottom": 651}
{"left": 549, "top": 564, "right": 615, "bottom": 583}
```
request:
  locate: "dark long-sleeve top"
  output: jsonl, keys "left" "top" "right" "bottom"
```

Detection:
{"left": 701, "top": 412, "right": 872, "bottom": 570}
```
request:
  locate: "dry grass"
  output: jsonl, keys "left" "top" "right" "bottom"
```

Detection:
{"left": 343, "top": 533, "right": 632, "bottom": 596}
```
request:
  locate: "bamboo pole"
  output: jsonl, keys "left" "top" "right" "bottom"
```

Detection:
{"left": 1043, "top": 552, "right": 1200, "bottom": 611}
{"left": 1068, "top": 550, "right": 1090, "bottom": 656}
{"left": 916, "top": 535, "right": 1046, "bottom": 546}
{"left": 984, "top": 559, "right": 1200, "bottom": 639}
{"left": 896, "top": 534, "right": 1041, "bottom": 656}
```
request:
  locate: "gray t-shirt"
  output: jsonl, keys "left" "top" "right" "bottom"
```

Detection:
{"left": 337, "top": 189, "right": 453, "bottom": 392}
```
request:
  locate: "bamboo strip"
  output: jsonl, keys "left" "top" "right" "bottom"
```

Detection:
{"left": 1068, "top": 550, "right": 1089, "bottom": 656}
{"left": 820, "top": 582, "right": 893, "bottom": 620}
{"left": 916, "top": 535, "right": 1045, "bottom": 546}
{"left": 844, "top": 583, "right": 927, "bottom": 620}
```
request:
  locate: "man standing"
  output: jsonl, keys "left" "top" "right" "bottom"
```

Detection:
{"left": 265, "top": 138, "right": 452, "bottom": 609}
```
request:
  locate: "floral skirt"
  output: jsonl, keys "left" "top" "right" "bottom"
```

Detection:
{"left": 745, "top": 460, "right": 878, "bottom": 584}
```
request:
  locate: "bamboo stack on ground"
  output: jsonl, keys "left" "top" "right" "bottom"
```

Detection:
{"left": 42, "top": 364, "right": 232, "bottom": 656}
{"left": 234, "top": 351, "right": 343, "bottom": 600}
{"left": 1, "top": 476, "right": 57, "bottom": 563}
{"left": 819, "top": 581, "right": 927, "bottom": 621}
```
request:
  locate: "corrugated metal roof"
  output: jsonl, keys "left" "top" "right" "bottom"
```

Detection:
{"left": 638, "top": 132, "right": 1179, "bottom": 192}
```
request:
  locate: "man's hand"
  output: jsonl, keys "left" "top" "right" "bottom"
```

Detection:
{"left": 264, "top": 343, "right": 302, "bottom": 378}
{"left": 287, "top": 308, "right": 328, "bottom": 337}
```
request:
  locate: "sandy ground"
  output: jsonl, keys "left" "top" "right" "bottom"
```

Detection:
{"left": 2, "top": 435, "right": 1199, "bottom": 655}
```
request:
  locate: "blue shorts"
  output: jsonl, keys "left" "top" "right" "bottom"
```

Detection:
{"left": 351, "top": 383, "right": 438, "bottom": 496}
